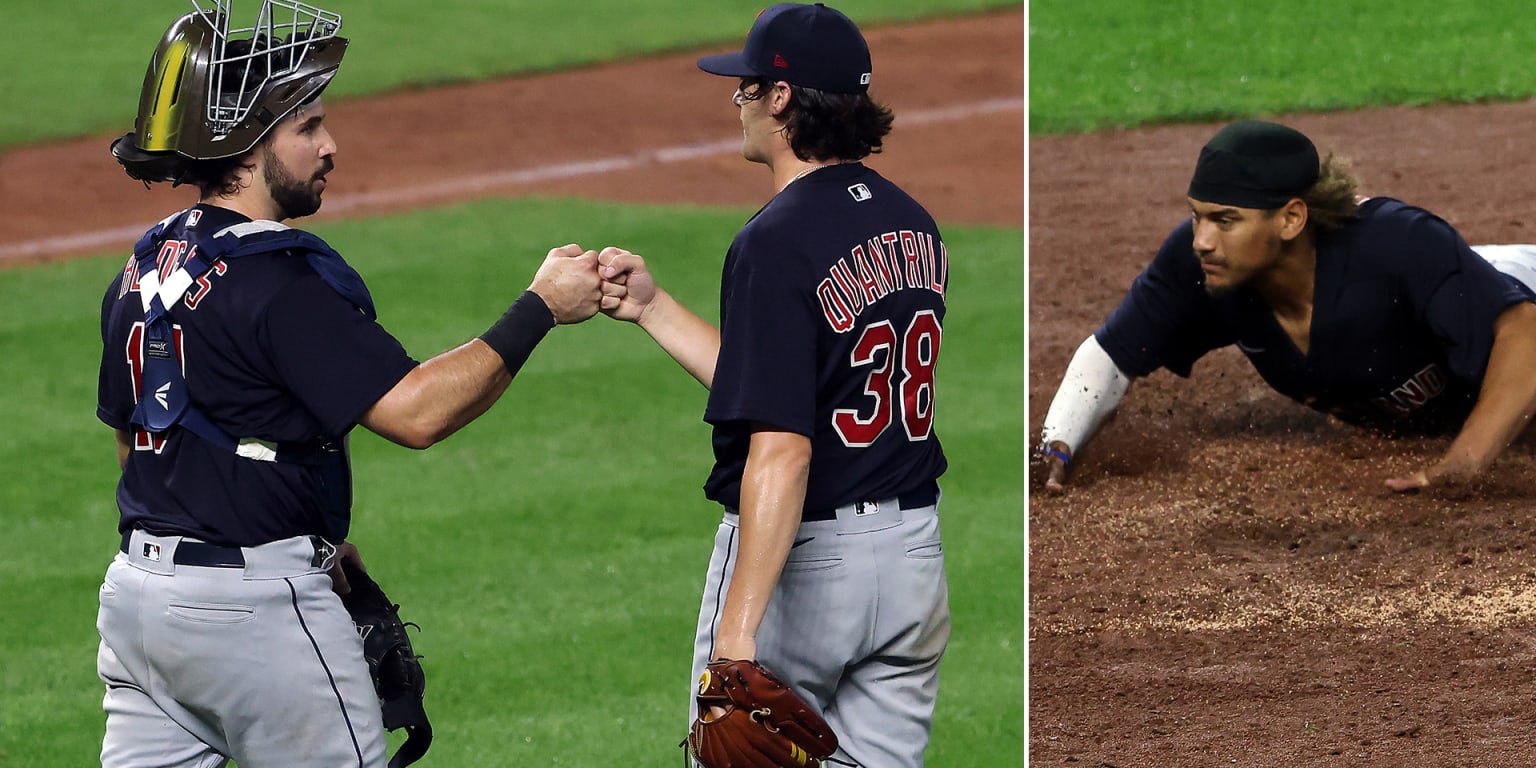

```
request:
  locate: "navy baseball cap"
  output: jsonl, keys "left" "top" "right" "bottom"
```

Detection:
{"left": 1188, "top": 120, "right": 1320, "bottom": 208}
{"left": 697, "top": 3, "right": 872, "bottom": 93}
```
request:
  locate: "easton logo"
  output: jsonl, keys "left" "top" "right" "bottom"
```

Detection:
{"left": 154, "top": 382, "right": 172, "bottom": 409}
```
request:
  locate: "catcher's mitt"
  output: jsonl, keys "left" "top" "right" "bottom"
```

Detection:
{"left": 684, "top": 658, "right": 843, "bottom": 768}
{"left": 339, "top": 560, "right": 432, "bottom": 768}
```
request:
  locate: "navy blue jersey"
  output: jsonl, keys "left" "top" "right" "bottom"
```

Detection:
{"left": 98, "top": 204, "right": 418, "bottom": 546}
{"left": 703, "top": 163, "right": 948, "bottom": 509}
{"left": 1096, "top": 197, "right": 1532, "bottom": 433}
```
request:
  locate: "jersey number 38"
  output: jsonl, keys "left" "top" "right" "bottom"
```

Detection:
{"left": 833, "top": 309, "right": 941, "bottom": 447}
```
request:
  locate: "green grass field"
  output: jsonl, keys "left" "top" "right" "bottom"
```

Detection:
{"left": 0, "top": 198, "right": 1025, "bottom": 766}
{"left": 3, "top": 1, "right": 1024, "bottom": 764}
{"left": 4, "top": 0, "right": 1019, "bottom": 148}
{"left": 1030, "top": 0, "right": 1536, "bottom": 134}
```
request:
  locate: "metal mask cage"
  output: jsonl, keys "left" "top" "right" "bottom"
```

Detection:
{"left": 191, "top": 0, "right": 342, "bottom": 138}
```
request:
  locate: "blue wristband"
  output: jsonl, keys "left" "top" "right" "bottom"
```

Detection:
{"left": 1041, "top": 445, "right": 1070, "bottom": 466}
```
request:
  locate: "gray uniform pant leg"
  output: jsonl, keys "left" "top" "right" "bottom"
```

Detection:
{"left": 690, "top": 498, "right": 951, "bottom": 768}
{"left": 98, "top": 533, "right": 386, "bottom": 768}
{"left": 1473, "top": 243, "right": 1536, "bottom": 293}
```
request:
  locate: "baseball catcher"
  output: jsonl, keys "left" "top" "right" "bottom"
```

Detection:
{"left": 340, "top": 560, "right": 432, "bottom": 768}
{"left": 685, "top": 659, "right": 846, "bottom": 768}
{"left": 95, "top": 0, "right": 605, "bottom": 764}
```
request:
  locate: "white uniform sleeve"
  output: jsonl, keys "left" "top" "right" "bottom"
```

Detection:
{"left": 1038, "top": 335, "right": 1132, "bottom": 458}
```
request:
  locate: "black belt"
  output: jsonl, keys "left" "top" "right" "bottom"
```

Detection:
{"left": 801, "top": 481, "right": 939, "bottom": 522}
{"left": 120, "top": 530, "right": 246, "bottom": 568}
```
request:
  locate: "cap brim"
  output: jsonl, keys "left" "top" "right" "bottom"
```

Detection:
{"left": 697, "top": 51, "right": 759, "bottom": 78}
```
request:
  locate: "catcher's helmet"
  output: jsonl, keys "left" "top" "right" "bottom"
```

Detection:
{"left": 112, "top": 0, "right": 347, "bottom": 184}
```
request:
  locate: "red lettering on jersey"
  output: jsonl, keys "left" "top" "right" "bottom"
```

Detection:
{"left": 861, "top": 236, "right": 896, "bottom": 295}
{"left": 817, "top": 278, "right": 855, "bottom": 333}
{"left": 185, "top": 259, "right": 227, "bottom": 309}
{"left": 880, "top": 232, "right": 906, "bottom": 291}
{"left": 1373, "top": 364, "right": 1446, "bottom": 415}
{"left": 830, "top": 259, "right": 864, "bottom": 315}
{"left": 155, "top": 240, "right": 187, "bottom": 280}
{"left": 851, "top": 245, "right": 884, "bottom": 306}
{"left": 927, "top": 242, "right": 940, "bottom": 296}
{"left": 900, "top": 230, "right": 928, "bottom": 289}
{"left": 119, "top": 256, "right": 139, "bottom": 299}
{"left": 822, "top": 231, "right": 946, "bottom": 331}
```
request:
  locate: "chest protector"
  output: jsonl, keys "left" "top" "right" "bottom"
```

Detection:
{"left": 128, "top": 210, "right": 376, "bottom": 537}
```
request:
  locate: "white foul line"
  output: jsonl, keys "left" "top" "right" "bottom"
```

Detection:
{"left": 0, "top": 97, "right": 1021, "bottom": 263}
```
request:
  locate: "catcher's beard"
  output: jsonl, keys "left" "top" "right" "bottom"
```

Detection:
{"left": 262, "top": 145, "right": 330, "bottom": 219}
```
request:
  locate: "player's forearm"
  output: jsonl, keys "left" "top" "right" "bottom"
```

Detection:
{"left": 1038, "top": 335, "right": 1133, "bottom": 455}
{"left": 360, "top": 340, "right": 513, "bottom": 449}
{"left": 715, "top": 429, "right": 811, "bottom": 660}
{"left": 636, "top": 289, "right": 720, "bottom": 389}
{"left": 1443, "top": 303, "right": 1536, "bottom": 472}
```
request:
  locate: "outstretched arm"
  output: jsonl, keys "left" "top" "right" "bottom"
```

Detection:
{"left": 598, "top": 247, "right": 721, "bottom": 389}
{"left": 1386, "top": 301, "right": 1536, "bottom": 491}
{"left": 1036, "top": 334, "right": 1133, "bottom": 492}
{"left": 361, "top": 244, "right": 602, "bottom": 449}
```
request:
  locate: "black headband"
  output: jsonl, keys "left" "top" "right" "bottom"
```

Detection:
{"left": 1187, "top": 120, "right": 1319, "bottom": 208}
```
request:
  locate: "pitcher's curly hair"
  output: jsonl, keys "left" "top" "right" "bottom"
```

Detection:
{"left": 738, "top": 77, "right": 894, "bottom": 162}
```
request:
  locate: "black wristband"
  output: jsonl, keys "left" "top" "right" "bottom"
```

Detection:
{"left": 479, "top": 291, "right": 555, "bottom": 375}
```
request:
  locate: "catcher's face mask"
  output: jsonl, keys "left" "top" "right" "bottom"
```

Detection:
{"left": 113, "top": 0, "right": 347, "bottom": 181}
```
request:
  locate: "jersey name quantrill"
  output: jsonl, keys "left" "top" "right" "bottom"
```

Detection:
{"left": 817, "top": 229, "right": 948, "bottom": 332}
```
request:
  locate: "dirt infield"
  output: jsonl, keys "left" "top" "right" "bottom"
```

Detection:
{"left": 1030, "top": 102, "right": 1536, "bottom": 765}
{"left": 0, "top": 8, "right": 1022, "bottom": 265}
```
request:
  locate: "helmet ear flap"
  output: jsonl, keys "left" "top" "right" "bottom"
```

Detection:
{"left": 110, "top": 133, "right": 193, "bottom": 185}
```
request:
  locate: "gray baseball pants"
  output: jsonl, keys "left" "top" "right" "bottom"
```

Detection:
{"left": 97, "top": 530, "right": 384, "bottom": 768}
{"left": 689, "top": 491, "right": 951, "bottom": 767}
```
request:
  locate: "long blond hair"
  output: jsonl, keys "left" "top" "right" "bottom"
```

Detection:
{"left": 1300, "top": 154, "right": 1360, "bottom": 231}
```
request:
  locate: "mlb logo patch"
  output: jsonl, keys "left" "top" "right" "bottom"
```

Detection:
{"left": 186, "top": 210, "right": 202, "bottom": 227}
{"left": 847, "top": 184, "right": 872, "bottom": 202}
{"left": 142, "top": 543, "right": 162, "bottom": 562}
